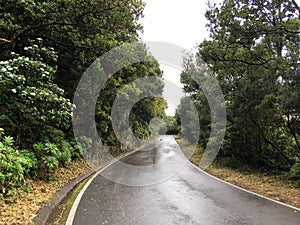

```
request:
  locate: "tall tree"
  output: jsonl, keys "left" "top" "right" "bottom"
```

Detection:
{"left": 196, "top": 0, "right": 300, "bottom": 170}
{"left": 0, "top": 0, "right": 167, "bottom": 154}
{"left": 0, "top": 0, "right": 144, "bottom": 98}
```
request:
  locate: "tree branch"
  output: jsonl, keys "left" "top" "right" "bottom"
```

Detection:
{"left": 0, "top": 38, "right": 12, "bottom": 43}
{"left": 221, "top": 56, "right": 273, "bottom": 66}
{"left": 291, "top": 0, "right": 300, "bottom": 19}
{"left": 249, "top": 111, "right": 293, "bottom": 166}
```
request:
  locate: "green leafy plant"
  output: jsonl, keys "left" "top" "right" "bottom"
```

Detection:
{"left": 0, "top": 131, "right": 37, "bottom": 199}
{"left": 58, "top": 141, "right": 73, "bottom": 165}
{"left": 288, "top": 161, "right": 300, "bottom": 180}
{"left": 33, "top": 142, "right": 60, "bottom": 179}
{"left": 0, "top": 41, "right": 73, "bottom": 148}
{"left": 32, "top": 141, "right": 74, "bottom": 179}
{"left": 180, "top": 0, "right": 300, "bottom": 172}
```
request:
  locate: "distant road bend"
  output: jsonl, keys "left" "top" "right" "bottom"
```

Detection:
{"left": 67, "top": 136, "right": 300, "bottom": 225}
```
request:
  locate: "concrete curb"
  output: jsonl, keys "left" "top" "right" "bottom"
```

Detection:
{"left": 189, "top": 162, "right": 300, "bottom": 212}
{"left": 33, "top": 161, "right": 105, "bottom": 225}
{"left": 34, "top": 137, "right": 300, "bottom": 224}
{"left": 33, "top": 139, "right": 153, "bottom": 225}
{"left": 65, "top": 163, "right": 113, "bottom": 225}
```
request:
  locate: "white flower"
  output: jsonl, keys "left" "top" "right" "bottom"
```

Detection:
{"left": 30, "top": 92, "right": 36, "bottom": 96}
{"left": 11, "top": 89, "right": 17, "bottom": 93}
{"left": 24, "top": 47, "right": 29, "bottom": 51}
{"left": 1, "top": 68, "right": 7, "bottom": 72}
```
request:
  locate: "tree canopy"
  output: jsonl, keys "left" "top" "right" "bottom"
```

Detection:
{"left": 181, "top": 0, "right": 300, "bottom": 173}
{"left": 0, "top": 0, "right": 167, "bottom": 196}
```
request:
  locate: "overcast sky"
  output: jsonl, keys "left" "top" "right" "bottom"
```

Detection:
{"left": 138, "top": 0, "right": 300, "bottom": 115}
{"left": 139, "top": 0, "right": 216, "bottom": 49}
{"left": 139, "top": 0, "right": 219, "bottom": 115}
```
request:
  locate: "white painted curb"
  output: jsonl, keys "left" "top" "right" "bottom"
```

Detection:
{"left": 65, "top": 138, "right": 156, "bottom": 225}
{"left": 189, "top": 162, "right": 300, "bottom": 212}
{"left": 66, "top": 137, "right": 300, "bottom": 225}
{"left": 65, "top": 162, "right": 116, "bottom": 225}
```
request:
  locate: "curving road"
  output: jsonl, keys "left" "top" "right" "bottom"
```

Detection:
{"left": 66, "top": 136, "right": 300, "bottom": 225}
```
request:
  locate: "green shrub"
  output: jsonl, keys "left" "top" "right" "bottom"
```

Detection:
{"left": 58, "top": 141, "right": 72, "bottom": 165}
{"left": 0, "top": 41, "right": 72, "bottom": 148}
{"left": 32, "top": 141, "right": 73, "bottom": 179}
{"left": 71, "top": 136, "right": 92, "bottom": 158}
{"left": 0, "top": 134, "right": 37, "bottom": 198}
{"left": 69, "top": 141, "right": 82, "bottom": 158}
{"left": 38, "top": 126, "right": 65, "bottom": 144}
{"left": 32, "top": 142, "right": 59, "bottom": 179}
{"left": 288, "top": 161, "right": 300, "bottom": 180}
{"left": 41, "top": 155, "right": 59, "bottom": 172}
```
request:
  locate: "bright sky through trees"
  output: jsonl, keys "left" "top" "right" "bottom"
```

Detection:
{"left": 140, "top": 0, "right": 300, "bottom": 115}
{"left": 139, "top": 0, "right": 222, "bottom": 115}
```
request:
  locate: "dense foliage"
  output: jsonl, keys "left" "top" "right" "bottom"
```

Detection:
{"left": 181, "top": 0, "right": 300, "bottom": 176}
{"left": 0, "top": 129, "right": 36, "bottom": 198}
{"left": 0, "top": 41, "right": 73, "bottom": 148}
{"left": 95, "top": 57, "right": 167, "bottom": 153}
{"left": 0, "top": 0, "right": 166, "bottom": 198}
{"left": 0, "top": 0, "right": 145, "bottom": 98}
{"left": 163, "top": 116, "right": 180, "bottom": 135}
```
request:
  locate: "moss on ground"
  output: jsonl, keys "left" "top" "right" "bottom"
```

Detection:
{"left": 45, "top": 174, "right": 94, "bottom": 225}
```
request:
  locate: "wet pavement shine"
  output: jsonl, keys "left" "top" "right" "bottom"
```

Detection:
{"left": 68, "top": 136, "right": 300, "bottom": 225}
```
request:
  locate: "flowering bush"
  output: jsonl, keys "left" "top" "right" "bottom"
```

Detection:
{"left": 0, "top": 41, "right": 72, "bottom": 147}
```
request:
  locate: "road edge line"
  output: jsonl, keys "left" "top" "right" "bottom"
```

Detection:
{"left": 65, "top": 161, "right": 115, "bottom": 225}
{"left": 65, "top": 138, "right": 158, "bottom": 224}
{"left": 189, "top": 162, "right": 300, "bottom": 212}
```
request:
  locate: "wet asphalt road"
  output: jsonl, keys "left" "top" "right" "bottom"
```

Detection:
{"left": 68, "top": 136, "right": 300, "bottom": 225}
